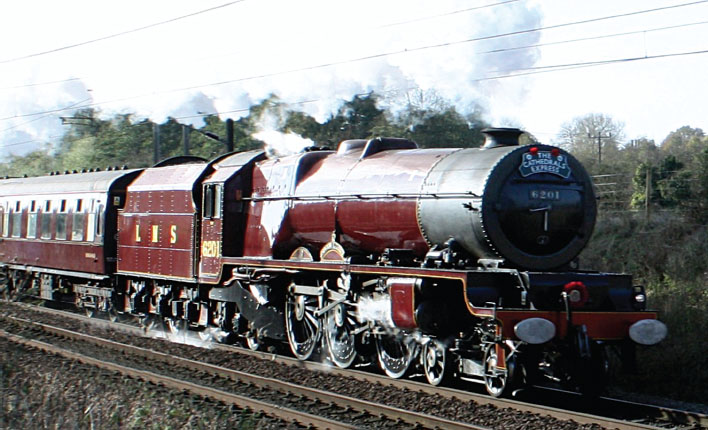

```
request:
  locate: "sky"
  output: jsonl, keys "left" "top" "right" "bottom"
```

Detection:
{"left": 1, "top": 0, "right": 707, "bottom": 158}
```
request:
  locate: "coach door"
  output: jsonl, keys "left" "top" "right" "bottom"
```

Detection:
{"left": 199, "top": 183, "right": 223, "bottom": 280}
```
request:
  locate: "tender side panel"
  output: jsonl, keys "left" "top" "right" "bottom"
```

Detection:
{"left": 117, "top": 211, "right": 196, "bottom": 279}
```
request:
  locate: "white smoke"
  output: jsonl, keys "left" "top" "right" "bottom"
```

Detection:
{"left": 0, "top": 0, "right": 544, "bottom": 158}
{"left": 255, "top": 130, "right": 315, "bottom": 158}
{"left": 251, "top": 106, "right": 315, "bottom": 157}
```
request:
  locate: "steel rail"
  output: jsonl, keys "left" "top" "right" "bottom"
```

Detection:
{"left": 8, "top": 302, "right": 706, "bottom": 429}
{"left": 2, "top": 316, "right": 490, "bottom": 430}
{"left": 0, "top": 329, "right": 355, "bottom": 430}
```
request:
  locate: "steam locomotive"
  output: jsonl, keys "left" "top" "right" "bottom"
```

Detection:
{"left": 0, "top": 128, "right": 666, "bottom": 396}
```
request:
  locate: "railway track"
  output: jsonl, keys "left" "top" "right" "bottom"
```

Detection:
{"left": 0, "top": 312, "right": 487, "bottom": 429}
{"left": 1, "top": 330, "right": 346, "bottom": 429}
{"left": 2, "top": 301, "right": 705, "bottom": 429}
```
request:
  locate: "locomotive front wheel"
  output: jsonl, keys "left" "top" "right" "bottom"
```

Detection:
{"left": 422, "top": 339, "right": 449, "bottom": 386}
{"left": 324, "top": 303, "right": 357, "bottom": 368}
{"left": 376, "top": 333, "right": 417, "bottom": 379}
{"left": 483, "top": 344, "right": 516, "bottom": 397}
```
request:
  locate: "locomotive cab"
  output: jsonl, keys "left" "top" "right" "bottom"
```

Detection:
{"left": 198, "top": 151, "right": 266, "bottom": 282}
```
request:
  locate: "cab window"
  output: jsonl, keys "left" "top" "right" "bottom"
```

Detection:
{"left": 203, "top": 184, "right": 222, "bottom": 219}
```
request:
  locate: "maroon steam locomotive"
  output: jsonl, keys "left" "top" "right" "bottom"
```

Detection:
{"left": 0, "top": 128, "right": 666, "bottom": 396}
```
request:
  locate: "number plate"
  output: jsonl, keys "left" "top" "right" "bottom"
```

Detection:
{"left": 530, "top": 190, "right": 561, "bottom": 200}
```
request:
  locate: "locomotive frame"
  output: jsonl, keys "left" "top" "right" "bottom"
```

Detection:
{"left": 0, "top": 128, "right": 666, "bottom": 397}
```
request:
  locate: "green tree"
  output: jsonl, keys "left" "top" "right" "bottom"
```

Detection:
{"left": 0, "top": 149, "right": 58, "bottom": 177}
{"left": 631, "top": 155, "right": 691, "bottom": 209}
{"left": 655, "top": 155, "right": 691, "bottom": 208}
{"left": 404, "top": 107, "right": 487, "bottom": 148}
{"left": 688, "top": 146, "right": 708, "bottom": 223}
{"left": 285, "top": 93, "right": 391, "bottom": 148}
{"left": 660, "top": 126, "right": 704, "bottom": 163}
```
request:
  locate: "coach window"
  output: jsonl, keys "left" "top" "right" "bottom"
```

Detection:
{"left": 27, "top": 200, "right": 38, "bottom": 238}
{"left": 86, "top": 199, "right": 97, "bottom": 242}
{"left": 0, "top": 202, "right": 6, "bottom": 237}
{"left": 203, "top": 184, "right": 222, "bottom": 219}
{"left": 40, "top": 201, "right": 52, "bottom": 239}
{"left": 95, "top": 203, "right": 104, "bottom": 238}
{"left": 56, "top": 200, "right": 67, "bottom": 240}
{"left": 72, "top": 199, "right": 85, "bottom": 241}
{"left": 11, "top": 201, "right": 22, "bottom": 237}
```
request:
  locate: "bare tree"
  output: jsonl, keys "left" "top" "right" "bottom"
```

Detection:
{"left": 556, "top": 113, "right": 625, "bottom": 167}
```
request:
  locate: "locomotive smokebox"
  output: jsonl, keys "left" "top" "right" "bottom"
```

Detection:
{"left": 418, "top": 134, "right": 597, "bottom": 270}
{"left": 482, "top": 127, "right": 524, "bottom": 149}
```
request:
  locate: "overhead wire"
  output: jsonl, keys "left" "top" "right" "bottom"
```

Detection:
{"left": 2, "top": 1, "right": 708, "bottom": 130}
{"left": 0, "top": 0, "right": 518, "bottom": 92}
{"left": 0, "top": 77, "right": 85, "bottom": 92}
{"left": 5, "top": 3, "right": 708, "bottom": 94}
{"left": 0, "top": 98, "right": 92, "bottom": 134}
{"left": 81, "top": 46, "right": 708, "bottom": 124}
{"left": 0, "top": 1, "right": 247, "bottom": 65}
{"left": 112, "top": 0, "right": 708, "bottom": 100}
{"left": 473, "top": 48, "right": 708, "bottom": 81}
{"left": 378, "top": 0, "right": 522, "bottom": 28}
{"left": 0, "top": 134, "right": 65, "bottom": 150}
{"left": 474, "top": 19, "right": 708, "bottom": 56}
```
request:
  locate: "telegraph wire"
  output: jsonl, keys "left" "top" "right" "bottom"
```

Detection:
{"left": 474, "top": 48, "right": 708, "bottom": 81}
{"left": 116, "top": 0, "right": 708, "bottom": 98}
{"left": 475, "top": 19, "right": 708, "bottom": 56}
{"left": 3, "top": 1, "right": 708, "bottom": 122}
{"left": 0, "top": 134, "right": 65, "bottom": 149}
{"left": 5, "top": 45, "right": 708, "bottom": 124}
{"left": 378, "top": 0, "right": 522, "bottom": 28}
{"left": 5, "top": 17, "right": 708, "bottom": 95}
{"left": 40, "top": 46, "right": 708, "bottom": 125}
{"left": 0, "top": 0, "right": 522, "bottom": 92}
{"left": 0, "top": 77, "right": 85, "bottom": 92}
{"left": 0, "top": 98, "right": 92, "bottom": 133}
{"left": 0, "top": 1, "right": 247, "bottom": 65}
{"left": 5, "top": 44, "right": 707, "bottom": 125}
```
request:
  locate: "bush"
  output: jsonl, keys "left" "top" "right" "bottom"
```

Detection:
{"left": 581, "top": 212, "right": 708, "bottom": 402}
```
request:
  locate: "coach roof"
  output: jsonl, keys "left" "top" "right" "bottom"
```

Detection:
{"left": 0, "top": 169, "right": 141, "bottom": 197}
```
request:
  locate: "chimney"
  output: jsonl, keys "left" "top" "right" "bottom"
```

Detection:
{"left": 482, "top": 128, "right": 524, "bottom": 149}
